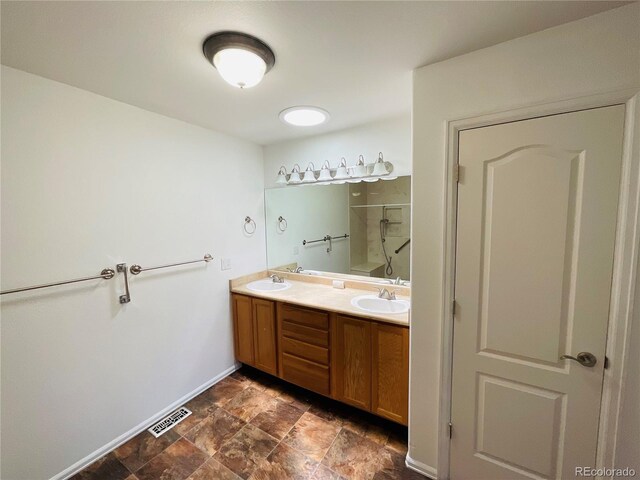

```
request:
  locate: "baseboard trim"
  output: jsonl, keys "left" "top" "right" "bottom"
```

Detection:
{"left": 52, "top": 363, "right": 241, "bottom": 480}
{"left": 405, "top": 454, "right": 438, "bottom": 479}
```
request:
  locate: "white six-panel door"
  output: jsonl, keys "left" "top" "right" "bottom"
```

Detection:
{"left": 450, "top": 105, "right": 625, "bottom": 479}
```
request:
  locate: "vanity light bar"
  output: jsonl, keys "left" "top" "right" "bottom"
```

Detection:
{"left": 276, "top": 153, "right": 395, "bottom": 186}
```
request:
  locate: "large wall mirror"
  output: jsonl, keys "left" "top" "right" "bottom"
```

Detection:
{"left": 265, "top": 176, "right": 411, "bottom": 283}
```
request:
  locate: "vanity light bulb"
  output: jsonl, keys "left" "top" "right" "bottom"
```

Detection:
{"left": 318, "top": 169, "right": 333, "bottom": 182}
{"left": 372, "top": 161, "right": 389, "bottom": 176}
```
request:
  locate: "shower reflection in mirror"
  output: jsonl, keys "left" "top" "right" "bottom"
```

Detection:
{"left": 265, "top": 176, "right": 410, "bottom": 283}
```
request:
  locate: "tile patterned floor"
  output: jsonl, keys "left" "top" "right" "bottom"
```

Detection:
{"left": 72, "top": 366, "right": 424, "bottom": 480}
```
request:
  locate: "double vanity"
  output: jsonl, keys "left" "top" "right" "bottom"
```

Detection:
{"left": 229, "top": 271, "right": 411, "bottom": 425}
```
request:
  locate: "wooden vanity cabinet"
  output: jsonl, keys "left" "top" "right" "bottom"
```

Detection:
{"left": 333, "top": 314, "right": 409, "bottom": 425}
{"left": 252, "top": 298, "right": 278, "bottom": 374}
{"left": 371, "top": 322, "right": 409, "bottom": 424}
{"left": 333, "top": 315, "right": 372, "bottom": 410}
{"left": 231, "top": 294, "right": 277, "bottom": 375}
{"left": 232, "top": 294, "right": 254, "bottom": 365}
{"left": 231, "top": 294, "right": 409, "bottom": 425}
{"left": 277, "top": 303, "right": 331, "bottom": 395}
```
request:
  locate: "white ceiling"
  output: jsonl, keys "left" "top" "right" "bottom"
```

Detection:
{"left": 0, "top": 1, "right": 627, "bottom": 145}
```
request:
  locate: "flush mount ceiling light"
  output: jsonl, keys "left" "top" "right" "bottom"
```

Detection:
{"left": 279, "top": 106, "right": 330, "bottom": 127}
{"left": 203, "top": 31, "right": 275, "bottom": 89}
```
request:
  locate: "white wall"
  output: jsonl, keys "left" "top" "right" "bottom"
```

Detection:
{"left": 265, "top": 184, "right": 350, "bottom": 273}
{"left": 0, "top": 66, "right": 266, "bottom": 480}
{"left": 410, "top": 4, "right": 640, "bottom": 475}
{"left": 263, "top": 115, "right": 411, "bottom": 188}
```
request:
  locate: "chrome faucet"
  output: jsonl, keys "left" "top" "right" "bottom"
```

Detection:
{"left": 377, "top": 288, "right": 397, "bottom": 300}
{"left": 269, "top": 274, "right": 284, "bottom": 283}
{"left": 287, "top": 266, "right": 304, "bottom": 273}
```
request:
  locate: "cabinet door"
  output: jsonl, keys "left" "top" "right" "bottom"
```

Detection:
{"left": 372, "top": 323, "right": 409, "bottom": 425}
{"left": 252, "top": 298, "right": 277, "bottom": 374}
{"left": 232, "top": 294, "right": 254, "bottom": 365}
{"left": 334, "top": 315, "right": 371, "bottom": 410}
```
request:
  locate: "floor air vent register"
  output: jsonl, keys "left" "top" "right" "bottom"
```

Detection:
{"left": 148, "top": 407, "right": 192, "bottom": 438}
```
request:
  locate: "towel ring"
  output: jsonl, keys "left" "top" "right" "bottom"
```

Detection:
{"left": 244, "top": 216, "right": 256, "bottom": 235}
{"left": 277, "top": 216, "right": 288, "bottom": 232}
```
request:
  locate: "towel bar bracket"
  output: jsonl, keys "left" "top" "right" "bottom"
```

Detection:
{"left": 117, "top": 263, "right": 131, "bottom": 304}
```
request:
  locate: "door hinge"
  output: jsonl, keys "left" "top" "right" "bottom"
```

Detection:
{"left": 604, "top": 356, "right": 610, "bottom": 369}
{"left": 452, "top": 300, "right": 457, "bottom": 317}
{"left": 454, "top": 165, "right": 464, "bottom": 184}
{"left": 448, "top": 422, "right": 453, "bottom": 439}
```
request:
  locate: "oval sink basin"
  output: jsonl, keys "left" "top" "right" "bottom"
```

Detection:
{"left": 351, "top": 295, "right": 410, "bottom": 314}
{"left": 246, "top": 279, "right": 292, "bottom": 292}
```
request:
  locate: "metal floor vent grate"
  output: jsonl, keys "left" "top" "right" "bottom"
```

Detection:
{"left": 148, "top": 407, "right": 192, "bottom": 438}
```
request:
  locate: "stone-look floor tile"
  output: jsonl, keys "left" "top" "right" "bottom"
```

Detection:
{"left": 250, "top": 399, "right": 304, "bottom": 440}
{"left": 385, "top": 427, "right": 409, "bottom": 455}
{"left": 282, "top": 412, "right": 341, "bottom": 462}
{"left": 214, "top": 424, "right": 279, "bottom": 479}
{"left": 322, "top": 428, "right": 386, "bottom": 480}
{"left": 247, "top": 379, "right": 269, "bottom": 392}
{"left": 261, "top": 379, "right": 287, "bottom": 398}
{"left": 312, "top": 464, "right": 347, "bottom": 480}
{"left": 135, "top": 438, "right": 208, "bottom": 480}
{"left": 307, "top": 400, "right": 347, "bottom": 426}
{"left": 185, "top": 407, "right": 246, "bottom": 456}
{"left": 173, "top": 392, "right": 219, "bottom": 435}
{"left": 206, "top": 377, "right": 247, "bottom": 407}
{"left": 114, "top": 430, "right": 180, "bottom": 472}
{"left": 340, "top": 411, "right": 370, "bottom": 437}
{"left": 71, "top": 453, "right": 131, "bottom": 480}
{"left": 276, "top": 388, "right": 313, "bottom": 413}
{"left": 373, "top": 448, "right": 425, "bottom": 480}
{"left": 229, "top": 369, "right": 253, "bottom": 386}
{"left": 233, "top": 367, "right": 271, "bottom": 391}
{"left": 249, "top": 443, "right": 318, "bottom": 480}
{"left": 364, "top": 422, "right": 391, "bottom": 445}
{"left": 187, "top": 458, "right": 242, "bottom": 480}
{"left": 223, "top": 386, "right": 279, "bottom": 422}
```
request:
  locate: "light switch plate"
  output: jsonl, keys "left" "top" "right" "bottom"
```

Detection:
{"left": 221, "top": 258, "right": 232, "bottom": 270}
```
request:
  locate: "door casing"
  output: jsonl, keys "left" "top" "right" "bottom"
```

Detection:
{"left": 437, "top": 89, "right": 640, "bottom": 480}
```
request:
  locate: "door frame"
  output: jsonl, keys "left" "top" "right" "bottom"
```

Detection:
{"left": 439, "top": 89, "right": 640, "bottom": 480}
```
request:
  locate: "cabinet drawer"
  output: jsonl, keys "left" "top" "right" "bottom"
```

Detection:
{"left": 280, "top": 304, "right": 329, "bottom": 330}
{"left": 282, "top": 321, "right": 329, "bottom": 347}
{"left": 281, "top": 353, "right": 330, "bottom": 395}
{"left": 282, "top": 337, "right": 329, "bottom": 365}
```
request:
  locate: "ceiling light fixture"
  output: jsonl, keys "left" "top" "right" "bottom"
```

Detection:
{"left": 279, "top": 106, "right": 330, "bottom": 127}
{"left": 275, "top": 154, "right": 393, "bottom": 187}
{"left": 203, "top": 31, "right": 275, "bottom": 89}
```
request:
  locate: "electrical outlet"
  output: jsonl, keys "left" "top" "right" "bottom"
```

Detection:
{"left": 221, "top": 258, "right": 232, "bottom": 270}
